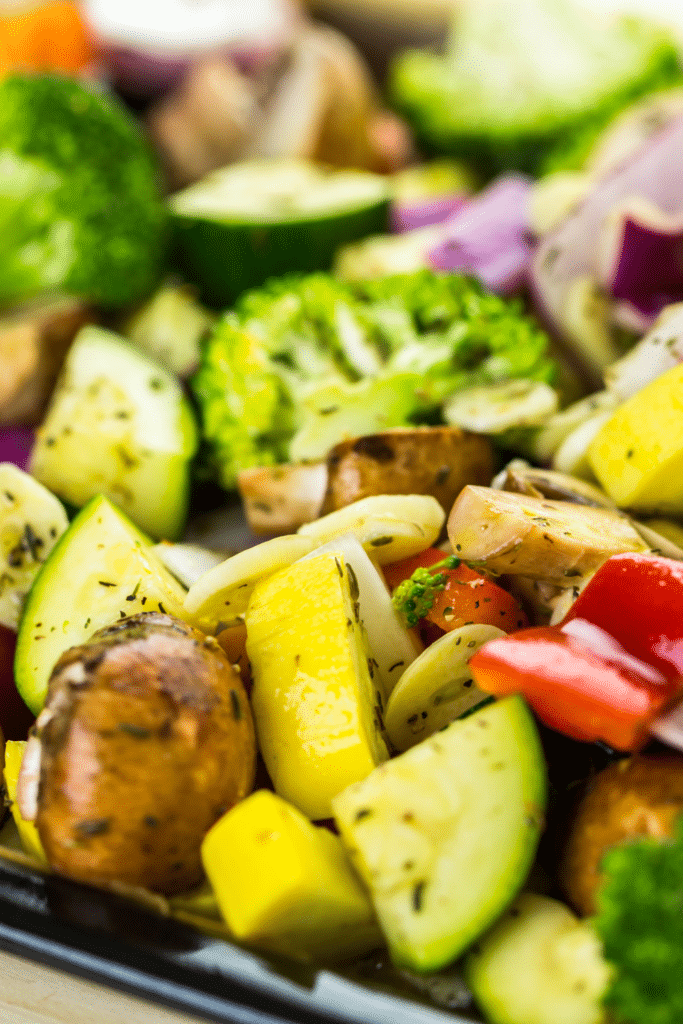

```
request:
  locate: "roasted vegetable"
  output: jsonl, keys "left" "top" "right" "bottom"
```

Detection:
{"left": 0, "top": 294, "right": 93, "bottom": 426}
{"left": 446, "top": 485, "right": 650, "bottom": 582}
{"left": 588, "top": 362, "right": 683, "bottom": 515}
{"left": 465, "top": 892, "right": 612, "bottom": 1024}
{"left": 560, "top": 754, "right": 683, "bottom": 917}
{"left": 0, "top": 463, "right": 68, "bottom": 630}
{"left": 237, "top": 462, "right": 328, "bottom": 536}
{"left": 332, "top": 695, "right": 546, "bottom": 973}
{"left": 191, "top": 269, "right": 554, "bottom": 490}
{"left": 323, "top": 426, "right": 495, "bottom": 517}
{"left": 14, "top": 494, "right": 188, "bottom": 716}
{"left": 202, "top": 789, "right": 383, "bottom": 962}
{"left": 29, "top": 325, "right": 198, "bottom": 541}
{"left": 593, "top": 809, "right": 683, "bottom": 1024}
{"left": 388, "top": 0, "right": 682, "bottom": 179}
{"left": 0, "top": 74, "right": 167, "bottom": 308}
{"left": 245, "top": 549, "right": 390, "bottom": 820}
{"left": 23, "top": 612, "right": 255, "bottom": 895}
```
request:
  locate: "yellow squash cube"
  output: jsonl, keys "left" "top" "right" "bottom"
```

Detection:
{"left": 588, "top": 363, "right": 683, "bottom": 514}
{"left": 246, "top": 550, "right": 389, "bottom": 821}
{"left": 201, "top": 789, "right": 382, "bottom": 961}
{"left": 3, "top": 741, "right": 46, "bottom": 862}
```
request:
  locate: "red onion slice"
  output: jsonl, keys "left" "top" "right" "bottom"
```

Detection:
{"left": 598, "top": 199, "right": 683, "bottom": 326}
{"left": 427, "top": 173, "right": 534, "bottom": 295}
{"left": 531, "top": 114, "right": 683, "bottom": 343}
{"left": 0, "top": 428, "right": 35, "bottom": 472}
{"left": 390, "top": 194, "right": 467, "bottom": 234}
{"left": 82, "top": 0, "right": 299, "bottom": 96}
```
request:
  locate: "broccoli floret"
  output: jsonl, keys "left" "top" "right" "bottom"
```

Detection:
{"left": 192, "top": 269, "right": 555, "bottom": 489}
{"left": 190, "top": 316, "right": 295, "bottom": 490}
{"left": 594, "top": 814, "right": 683, "bottom": 1024}
{"left": 388, "top": 0, "right": 682, "bottom": 179}
{"left": 0, "top": 73, "right": 167, "bottom": 308}
{"left": 391, "top": 556, "right": 461, "bottom": 628}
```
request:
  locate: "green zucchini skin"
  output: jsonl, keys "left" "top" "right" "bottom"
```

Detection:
{"left": 0, "top": 464, "right": 69, "bottom": 630}
{"left": 332, "top": 695, "right": 547, "bottom": 973}
{"left": 171, "top": 202, "right": 390, "bottom": 309}
{"left": 168, "top": 160, "right": 391, "bottom": 308}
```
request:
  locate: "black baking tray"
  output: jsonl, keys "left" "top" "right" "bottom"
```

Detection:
{"left": 0, "top": 856, "right": 478, "bottom": 1024}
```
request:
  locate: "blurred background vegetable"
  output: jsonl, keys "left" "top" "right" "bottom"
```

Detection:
{"left": 191, "top": 269, "right": 556, "bottom": 491}
{"left": 0, "top": 73, "right": 167, "bottom": 309}
{"left": 387, "top": 0, "right": 682, "bottom": 179}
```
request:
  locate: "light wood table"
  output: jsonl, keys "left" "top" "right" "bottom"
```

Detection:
{"left": 0, "top": 949, "right": 211, "bottom": 1024}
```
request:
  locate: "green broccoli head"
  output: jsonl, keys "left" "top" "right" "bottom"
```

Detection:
{"left": 190, "top": 315, "right": 296, "bottom": 490}
{"left": 594, "top": 813, "right": 683, "bottom": 1024}
{"left": 192, "top": 269, "right": 555, "bottom": 489}
{"left": 389, "top": 0, "right": 683, "bottom": 178}
{"left": 0, "top": 73, "right": 167, "bottom": 308}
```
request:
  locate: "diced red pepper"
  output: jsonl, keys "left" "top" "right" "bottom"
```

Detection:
{"left": 562, "top": 553, "right": 683, "bottom": 680}
{"left": 469, "top": 624, "right": 682, "bottom": 751}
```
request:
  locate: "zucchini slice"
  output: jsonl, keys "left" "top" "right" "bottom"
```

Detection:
{"left": 0, "top": 464, "right": 68, "bottom": 630}
{"left": 29, "top": 325, "right": 198, "bottom": 541}
{"left": 384, "top": 623, "right": 504, "bottom": 752}
{"left": 170, "top": 159, "right": 391, "bottom": 307}
{"left": 14, "top": 494, "right": 187, "bottom": 715}
{"left": 332, "top": 695, "right": 546, "bottom": 973}
{"left": 465, "top": 893, "right": 612, "bottom": 1024}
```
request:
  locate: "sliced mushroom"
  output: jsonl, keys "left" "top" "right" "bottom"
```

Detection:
{"left": 447, "top": 485, "right": 650, "bottom": 583}
{"left": 248, "top": 23, "right": 384, "bottom": 172}
{"left": 493, "top": 460, "right": 683, "bottom": 563}
{"left": 237, "top": 462, "right": 328, "bottom": 536}
{"left": 491, "top": 459, "right": 616, "bottom": 508}
{"left": 146, "top": 57, "right": 261, "bottom": 190}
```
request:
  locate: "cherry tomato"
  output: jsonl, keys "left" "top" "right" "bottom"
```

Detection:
{"left": 562, "top": 553, "right": 683, "bottom": 680}
{"left": 383, "top": 547, "right": 528, "bottom": 640}
{"left": 382, "top": 547, "right": 446, "bottom": 592}
{"left": 469, "top": 624, "right": 681, "bottom": 751}
{"left": 427, "top": 563, "right": 528, "bottom": 634}
{"left": 0, "top": 625, "right": 34, "bottom": 740}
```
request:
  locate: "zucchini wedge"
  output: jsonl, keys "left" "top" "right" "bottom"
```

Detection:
{"left": 15, "top": 495, "right": 187, "bottom": 715}
{"left": 29, "top": 326, "right": 198, "bottom": 541}
{"left": 332, "top": 695, "right": 546, "bottom": 973}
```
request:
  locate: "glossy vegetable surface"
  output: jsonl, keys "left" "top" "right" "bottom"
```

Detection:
{"left": 469, "top": 624, "right": 682, "bottom": 750}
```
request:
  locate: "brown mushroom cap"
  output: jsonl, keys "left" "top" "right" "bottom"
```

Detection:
{"left": 35, "top": 612, "right": 256, "bottom": 895}
{"left": 560, "top": 753, "right": 683, "bottom": 917}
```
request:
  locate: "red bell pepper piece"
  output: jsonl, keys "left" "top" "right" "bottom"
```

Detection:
{"left": 562, "top": 553, "right": 683, "bottom": 680}
{"left": 469, "top": 622, "right": 682, "bottom": 751}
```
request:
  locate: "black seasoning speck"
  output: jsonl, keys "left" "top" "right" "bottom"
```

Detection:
{"left": 74, "top": 818, "right": 111, "bottom": 837}
{"left": 412, "top": 881, "right": 426, "bottom": 912}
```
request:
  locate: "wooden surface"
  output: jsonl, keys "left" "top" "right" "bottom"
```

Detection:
{"left": 0, "top": 949, "right": 210, "bottom": 1024}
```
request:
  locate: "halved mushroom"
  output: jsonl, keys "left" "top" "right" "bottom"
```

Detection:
{"left": 491, "top": 459, "right": 616, "bottom": 509}
{"left": 237, "top": 462, "right": 328, "bottom": 536}
{"left": 447, "top": 485, "right": 650, "bottom": 583}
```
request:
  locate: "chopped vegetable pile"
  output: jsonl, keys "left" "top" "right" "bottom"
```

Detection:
{"left": 191, "top": 269, "right": 555, "bottom": 488}
{"left": 4, "top": 4, "right": 683, "bottom": 1024}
